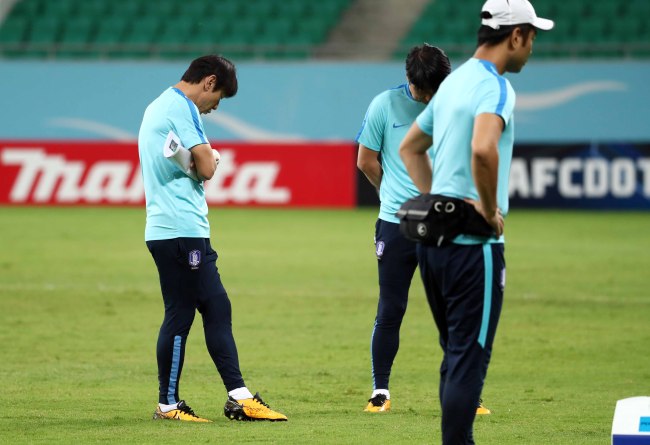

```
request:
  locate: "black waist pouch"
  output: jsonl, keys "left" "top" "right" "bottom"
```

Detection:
{"left": 396, "top": 194, "right": 495, "bottom": 247}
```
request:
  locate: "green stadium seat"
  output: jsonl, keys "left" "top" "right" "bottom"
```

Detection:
{"left": 220, "top": 18, "right": 261, "bottom": 45}
{"left": 20, "top": 16, "right": 60, "bottom": 58}
{"left": 59, "top": 17, "right": 95, "bottom": 44}
{"left": 8, "top": 0, "right": 43, "bottom": 18}
{"left": 257, "top": 18, "right": 295, "bottom": 45}
{"left": 188, "top": 25, "right": 230, "bottom": 45}
{"left": 242, "top": 0, "right": 277, "bottom": 21}
{"left": 276, "top": 0, "right": 309, "bottom": 17}
{"left": 207, "top": 1, "right": 243, "bottom": 19}
{"left": 441, "top": 21, "right": 474, "bottom": 42}
{"left": 587, "top": 0, "right": 622, "bottom": 18}
{"left": 75, "top": 0, "right": 111, "bottom": 18}
{"left": 122, "top": 16, "right": 161, "bottom": 53}
{"left": 307, "top": 1, "right": 346, "bottom": 23}
{"left": 628, "top": 24, "right": 650, "bottom": 57}
{"left": 574, "top": 18, "right": 609, "bottom": 43}
{"left": 556, "top": 2, "right": 588, "bottom": 19}
{"left": 26, "top": 16, "right": 62, "bottom": 44}
{"left": 141, "top": 0, "right": 178, "bottom": 18}
{"left": 608, "top": 17, "right": 644, "bottom": 43}
{"left": 0, "top": 16, "right": 28, "bottom": 58}
{"left": 429, "top": 1, "right": 461, "bottom": 20}
{"left": 627, "top": 0, "right": 650, "bottom": 16}
{"left": 196, "top": 17, "right": 230, "bottom": 37}
{"left": 633, "top": 24, "right": 650, "bottom": 45}
{"left": 288, "top": 32, "right": 319, "bottom": 47}
{"left": 410, "top": 18, "right": 436, "bottom": 37}
{"left": 0, "top": 18, "right": 28, "bottom": 44}
{"left": 44, "top": 0, "right": 77, "bottom": 17}
{"left": 155, "top": 20, "right": 194, "bottom": 51}
{"left": 93, "top": 17, "right": 130, "bottom": 46}
{"left": 110, "top": 1, "right": 144, "bottom": 18}
{"left": 296, "top": 17, "right": 331, "bottom": 43}
{"left": 543, "top": 23, "right": 572, "bottom": 44}
{"left": 176, "top": 0, "right": 208, "bottom": 18}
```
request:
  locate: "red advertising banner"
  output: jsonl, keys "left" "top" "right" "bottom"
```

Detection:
{"left": 0, "top": 141, "right": 357, "bottom": 207}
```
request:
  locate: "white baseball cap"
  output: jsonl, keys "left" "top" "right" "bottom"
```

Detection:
{"left": 481, "top": 0, "right": 554, "bottom": 31}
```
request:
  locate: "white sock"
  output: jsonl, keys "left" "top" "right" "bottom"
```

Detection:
{"left": 229, "top": 387, "right": 254, "bottom": 400}
{"left": 372, "top": 389, "right": 390, "bottom": 399}
{"left": 158, "top": 402, "right": 178, "bottom": 413}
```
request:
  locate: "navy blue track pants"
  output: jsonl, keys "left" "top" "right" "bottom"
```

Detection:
{"left": 417, "top": 242, "right": 505, "bottom": 445}
{"left": 146, "top": 237, "right": 245, "bottom": 405}
{"left": 371, "top": 219, "right": 419, "bottom": 390}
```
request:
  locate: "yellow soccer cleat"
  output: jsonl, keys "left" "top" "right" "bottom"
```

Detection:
{"left": 364, "top": 394, "right": 391, "bottom": 412}
{"left": 476, "top": 399, "right": 491, "bottom": 415}
{"left": 224, "top": 392, "right": 288, "bottom": 421}
{"left": 152, "top": 400, "right": 211, "bottom": 422}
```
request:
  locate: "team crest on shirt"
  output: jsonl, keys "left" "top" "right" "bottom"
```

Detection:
{"left": 189, "top": 250, "right": 201, "bottom": 269}
{"left": 375, "top": 241, "right": 385, "bottom": 260}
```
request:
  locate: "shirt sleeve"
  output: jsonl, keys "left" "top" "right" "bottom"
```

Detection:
{"left": 474, "top": 76, "right": 515, "bottom": 126}
{"left": 169, "top": 98, "right": 209, "bottom": 150}
{"left": 355, "top": 94, "right": 387, "bottom": 152}
{"left": 415, "top": 100, "right": 434, "bottom": 136}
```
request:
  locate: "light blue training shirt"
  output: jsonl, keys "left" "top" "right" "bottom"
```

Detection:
{"left": 138, "top": 87, "right": 210, "bottom": 241}
{"left": 356, "top": 83, "right": 428, "bottom": 224}
{"left": 416, "top": 58, "right": 515, "bottom": 244}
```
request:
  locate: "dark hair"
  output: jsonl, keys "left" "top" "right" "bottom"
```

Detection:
{"left": 181, "top": 55, "right": 238, "bottom": 98}
{"left": 477, "top": 12, "right": 535, "bottom": 47}
{"left": 405, "top": 44, "right": 451, "bottom": 94}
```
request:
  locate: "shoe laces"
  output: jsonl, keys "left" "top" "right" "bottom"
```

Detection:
{"left": 177, "top": 400, "right": 200, "bottom": 418}
{"left": 252, "top": 393, "right": 270, "bottom": 408}
{"left": 369, "top": 394, "right": 387, "bottom": 406}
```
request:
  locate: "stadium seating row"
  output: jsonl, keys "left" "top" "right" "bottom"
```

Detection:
{"left": 0, "top": 0, "right": 351, "bottom": 59}
{"left": 0, "top": 0, "right": 649, "bottom": 60}
{"left": 398, "top": 0, "right": 650, "bottom": 59}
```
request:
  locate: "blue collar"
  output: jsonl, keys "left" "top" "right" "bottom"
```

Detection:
{"left": 171, "top": 87, "right": 187, "bottom": 98}
{"left": 475, "top": 58, "right": 500, "bottom": 75}
{"left": 404, "top": 83, "right": 415, "bottom": 101}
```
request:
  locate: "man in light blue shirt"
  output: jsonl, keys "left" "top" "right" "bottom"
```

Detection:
{"left": 400, "top": 1, "right": 553, "bottom": 443}
{"left": 139, "top": 77, "right": 212, "bottom": 241}
{"left": 356, "top": 44, "right": 451, "bottom": 413}
{"left": 139, "top": 55, "right": 286, "bottom": 423}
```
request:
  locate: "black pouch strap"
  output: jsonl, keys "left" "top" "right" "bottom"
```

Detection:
{"left": 432, "top": 195, "right": 495, "bottom": 239}
{"left": 396, "top": 194, "right": 495, "bottom": 246}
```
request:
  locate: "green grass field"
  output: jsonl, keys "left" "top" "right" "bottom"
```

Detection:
{"left": 1, "top": 207, "right": 649, "bottom": 444}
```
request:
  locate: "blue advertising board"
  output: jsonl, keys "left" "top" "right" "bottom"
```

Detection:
{"left": 511, "top": 144, "right": 650, "bottom": 209}
{"left": 0, "top": 60, "right": 648, "bottom": 143}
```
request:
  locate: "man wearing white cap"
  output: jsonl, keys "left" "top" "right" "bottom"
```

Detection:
{"left": 399, "top": 0, "right": 553, "bottom": 443}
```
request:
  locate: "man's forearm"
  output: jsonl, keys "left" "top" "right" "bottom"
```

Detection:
{"left": 472, "top": 149, "right": 499, "bottom": 215}
{"left": 402, "top": 151, "right": 432, "bottom": 194}
{"left": 357, "top": 145, "right": 383, "bottom": 190}
{"left": 360, "top": 163, "right": 382, "bottom": 190}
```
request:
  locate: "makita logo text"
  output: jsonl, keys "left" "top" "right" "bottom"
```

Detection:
{"left": 205, "top": 150, "right": 289, "bottom": 204}
{"left": 1, "top": 148, "right": 290, "bottom": 204}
